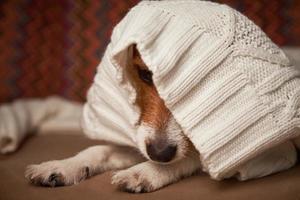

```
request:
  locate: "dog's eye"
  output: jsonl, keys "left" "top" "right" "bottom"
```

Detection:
{"left": 138, "top": 69, "right": 153, "bottom": 85}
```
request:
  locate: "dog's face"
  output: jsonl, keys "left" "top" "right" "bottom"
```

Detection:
{"left": 129, "top": 46, "right": 190, "bottom": 164}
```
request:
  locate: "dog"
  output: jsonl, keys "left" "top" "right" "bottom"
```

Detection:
{"left": 23, "top": 45, "right": 202, "bottom": 193}
{"left": 0, "top": 44, "right": 298, "bottom": 193}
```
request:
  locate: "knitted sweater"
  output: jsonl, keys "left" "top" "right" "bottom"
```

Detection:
{"left": 81, "top": 1, "right": 300, "bottom": 180}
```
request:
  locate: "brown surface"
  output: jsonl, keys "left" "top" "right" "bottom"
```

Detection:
{"left": 1, "top": 134, "right": 300, "bottom": 200}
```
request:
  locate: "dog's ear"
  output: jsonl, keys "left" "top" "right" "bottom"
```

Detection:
{"left": 131, "top": 45, "right": 148, "bottom": 70}
{"left": 132, "top": 44, "right": 140, "bottom": 59}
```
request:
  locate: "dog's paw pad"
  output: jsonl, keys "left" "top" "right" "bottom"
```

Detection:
{"left": 111, "top": 170, "right": 154, "bottom": 193}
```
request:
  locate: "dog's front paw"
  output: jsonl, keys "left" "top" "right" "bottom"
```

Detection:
{"left": 111, "top": 162, "right": 174, "bottom": 193}
{"left": 112, "top": 168, "right": 155, "bottom": 193}
{"left": 25, "top": 160, "right": 90, "bottom": 187}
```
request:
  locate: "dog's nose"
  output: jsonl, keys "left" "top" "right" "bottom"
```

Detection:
{"left": 146, "top": 140, "right": 177, "bottom": 163}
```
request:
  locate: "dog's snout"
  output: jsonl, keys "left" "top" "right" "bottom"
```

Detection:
{"left": 146, "top": 140, "right": 177, "bottom": 163}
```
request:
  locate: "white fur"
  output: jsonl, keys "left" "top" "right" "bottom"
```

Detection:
{"left": 112, "top": 156, "right": 200, "bottom": 193}
{"left": 136, "top": 116, "right": 189, "bottom": 163}
{"left": 25, "top": 145, "right": 145, "bottom": 186}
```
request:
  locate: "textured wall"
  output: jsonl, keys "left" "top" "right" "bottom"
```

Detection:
{"left": 0, "top": 0, "right": 299, "bottom": 102}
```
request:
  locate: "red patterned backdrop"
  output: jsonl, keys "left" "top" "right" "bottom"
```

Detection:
{"left": 0, "top": 0, "right": 299, "bottom": 103}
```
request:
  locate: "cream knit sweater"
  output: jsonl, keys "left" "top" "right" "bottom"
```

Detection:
{"left": 82, "top": 1, "right": 300, "bottom": 180}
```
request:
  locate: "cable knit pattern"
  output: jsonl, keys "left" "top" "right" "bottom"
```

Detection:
{"left": 82, "top": 1, "right": 300, "bottom": 180}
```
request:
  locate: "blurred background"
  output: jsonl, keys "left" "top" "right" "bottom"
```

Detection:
{"left": 0, "top": 0, "right": 299, "bottom": 103}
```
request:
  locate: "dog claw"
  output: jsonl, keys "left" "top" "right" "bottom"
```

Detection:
{"left": 47, "top": 173, "right": 65, "bottom": 187}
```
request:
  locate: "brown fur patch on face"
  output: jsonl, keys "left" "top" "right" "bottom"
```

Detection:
{"left": 128, "top": 45, "right": 171, "bottom": 131}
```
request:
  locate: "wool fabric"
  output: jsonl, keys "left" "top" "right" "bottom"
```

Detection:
{"left": 81, "top": 0, "right": 300, "bottom": 180}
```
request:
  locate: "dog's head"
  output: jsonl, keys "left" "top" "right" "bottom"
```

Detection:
{"left": 128, "top": 45, "right": 192, "bottom": 164}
